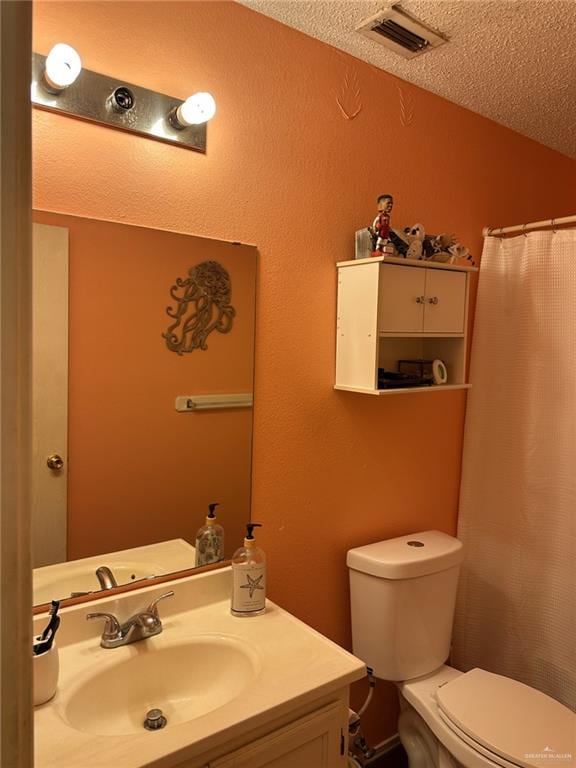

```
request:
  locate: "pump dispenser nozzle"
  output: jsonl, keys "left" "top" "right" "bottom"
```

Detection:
{"left": 195, "top": 502, "right": 224, "bottom": 567}
{"left": 245, "top": 522, "right": 262, "bottom": 540}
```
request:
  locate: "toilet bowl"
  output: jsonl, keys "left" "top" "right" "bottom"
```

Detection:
{"left": 347, "top": 532, "right": 575, "bottom": 768}
{"left": 398, "top": 665, "right": 574, "bottom": 768}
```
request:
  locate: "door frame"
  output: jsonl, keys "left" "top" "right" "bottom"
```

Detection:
{"left": 0, "top": 2, "right": 34, "bottom": 766}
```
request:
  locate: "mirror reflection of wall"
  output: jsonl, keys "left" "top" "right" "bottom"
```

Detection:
{"left": 32, "top": 211, "right": 256, "bottom": 606}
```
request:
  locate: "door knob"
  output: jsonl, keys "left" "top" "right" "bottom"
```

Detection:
{"left": 46, "top": 454, "right": 64, "bottom": 471}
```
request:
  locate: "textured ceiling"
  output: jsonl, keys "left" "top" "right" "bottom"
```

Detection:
{"left": 239, "top": 0, "right": 576, "bottom": 159}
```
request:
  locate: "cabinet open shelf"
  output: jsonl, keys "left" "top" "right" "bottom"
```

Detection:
{"left": 335, "top": 256, "right": 478, "bottom": 395}
{"left": 334, "top": 383, "right": 472, "bottom": 395}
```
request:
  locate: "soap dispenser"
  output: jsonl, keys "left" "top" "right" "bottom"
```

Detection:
{"left": 231, "top": 523, "right": 266, "bottom": 617}
{"left": 195, "top": 502, "right": 225, "bottom": 567}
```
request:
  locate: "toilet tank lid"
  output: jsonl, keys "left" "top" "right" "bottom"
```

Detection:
{"left": 346, "top": 531, "right": 463, "bottom": 579}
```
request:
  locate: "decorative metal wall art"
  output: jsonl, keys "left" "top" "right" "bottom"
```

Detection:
{"left": 336, "top": 67, "right": 363, "bottom": 121}
{"left": 398, "top": 86, "right": 415, "bottom": 128}
{"left": 163, "top": 261, "right": 236, "bottom": 354}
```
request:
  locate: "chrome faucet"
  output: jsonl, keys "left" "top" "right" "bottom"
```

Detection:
{"left": 86, "top": 591, "right": 174, "bottom": 648}
{"left": 95, "top": 566, "right": 118, "bottom": 590}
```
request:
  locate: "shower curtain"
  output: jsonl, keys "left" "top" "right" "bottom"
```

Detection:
{"left": 453, "top": 229, "right": 576, "bottom": 711}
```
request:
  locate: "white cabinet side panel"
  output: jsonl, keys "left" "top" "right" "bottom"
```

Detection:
{"left": 32, "top": 223, "right": 69, "bottom": 568}
{"left": 424, "top": 270, "right": 466, "bottom": 333}
{"left": 336, "top": 263, "right": 379, "bottom": 390}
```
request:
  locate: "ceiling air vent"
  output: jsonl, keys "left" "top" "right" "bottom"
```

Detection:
{"left": 356, "top": 4, "right": 448, "bottom": 59}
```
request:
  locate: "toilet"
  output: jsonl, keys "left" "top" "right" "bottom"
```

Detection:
{"left": 347, "top": 531, "right": 575, "bottom": 768}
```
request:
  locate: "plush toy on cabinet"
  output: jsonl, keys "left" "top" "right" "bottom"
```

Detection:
{"left": 404, "top": 223, "right": 426, "bottom": 260}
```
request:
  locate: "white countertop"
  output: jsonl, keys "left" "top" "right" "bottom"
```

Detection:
{"left": 34, "top": 567, "right": 365, "bottom": 768}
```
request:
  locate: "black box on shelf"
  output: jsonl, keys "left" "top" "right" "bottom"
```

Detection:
{"left": 377, "top": 369, "right": 427, "bottom": 389}
{"left": 397, "top": 359, "right": 435, "bottom": 386}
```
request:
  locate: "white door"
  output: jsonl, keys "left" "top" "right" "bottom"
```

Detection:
{"left": 423, "top": 269, "right": 466, "bottom": 334}
{"left": 32, "top": 223, "right": 69, "bottom": 567}
{"left": 378, "top": 264, "right": 425, "bottom": 333}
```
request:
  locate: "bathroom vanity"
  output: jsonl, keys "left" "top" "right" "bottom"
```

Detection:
{"left": 34, "top": 567, "right": 364, "bottom": 768}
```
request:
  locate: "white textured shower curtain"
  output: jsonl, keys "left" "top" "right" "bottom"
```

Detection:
{"left": 453, "top": 229, "right": 576, "bottom": 711}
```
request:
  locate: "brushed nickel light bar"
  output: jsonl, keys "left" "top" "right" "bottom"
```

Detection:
{"left": 31, "top": 45, "right": 216, "bottom": 153}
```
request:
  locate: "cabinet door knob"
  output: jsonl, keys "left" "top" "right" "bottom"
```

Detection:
{"left": 427, "top": 296, "right": 439, "bottom": 305}
{"left": 415, "top": 295, "right": 426, "bottom": 304}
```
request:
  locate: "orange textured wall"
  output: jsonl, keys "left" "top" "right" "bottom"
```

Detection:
{"left": 33, "top": 0, "right": 576, "bottom": 741}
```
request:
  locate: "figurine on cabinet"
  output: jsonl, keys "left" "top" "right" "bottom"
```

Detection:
{"left": 369, "top": 194, "right": 395, "bottom": 255}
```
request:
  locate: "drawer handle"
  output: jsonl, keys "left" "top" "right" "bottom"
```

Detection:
{"left": 427, "top": 296, "right": 439, "bottom": 305}
{"left": 415, "top": 295, "right": 426, "bottom": 304}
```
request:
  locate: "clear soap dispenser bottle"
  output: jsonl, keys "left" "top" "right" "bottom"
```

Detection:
{"left": 231, "top": 523, "right": 266, "bottom": 617}
{"left": 195, "top": 502, "right": 225, "bottom": 567}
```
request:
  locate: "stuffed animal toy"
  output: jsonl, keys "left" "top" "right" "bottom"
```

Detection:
{"left": 404, "top": 223, "right": 426, "bottom": 260}
{"left": 448, "top": 243, "right": 475, "bottom": 266}
{"left": 389, "top": 228, "right": 408, "bottom": 256}
{"left": 424, "top": 233, "right": 456, "bottom": 263}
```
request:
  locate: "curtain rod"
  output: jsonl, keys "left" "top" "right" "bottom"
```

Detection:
{"left": 482, "top": 214, "right": 576, "bottom": 237}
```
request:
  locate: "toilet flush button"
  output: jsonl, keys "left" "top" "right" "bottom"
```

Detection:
{"left": 407, "top": 540, "right": 425, "bottom": 547}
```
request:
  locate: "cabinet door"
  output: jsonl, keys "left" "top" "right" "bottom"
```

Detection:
{"left": 208, "top": 701, "right": 345, "bottom": 768}
{"left": 378, "top": 265, "right": 425, "bottom": 333}
{"left": 423, "top": 269, "right": 466, "bottom": 334}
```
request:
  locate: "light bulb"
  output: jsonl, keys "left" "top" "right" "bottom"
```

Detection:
{"left": 175, "top": 92, "right": 216, "bottom": 126}
{"left": 44, "top": 43, "right": 82, "bottom": 90}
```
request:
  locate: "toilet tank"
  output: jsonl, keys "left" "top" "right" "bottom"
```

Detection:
{"left": 347, "top": 531, "right": 464, "bottom": 682}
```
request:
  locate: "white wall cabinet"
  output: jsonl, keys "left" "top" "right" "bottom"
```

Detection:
{"left": 335, "top": 255, "right": 477, "bottom": 395}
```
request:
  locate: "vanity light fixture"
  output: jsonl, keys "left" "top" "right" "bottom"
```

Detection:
{"left": 31, "top": 48, "right": 215, "bottom": 153}
{"left": 43, "top": 43, "right": 82, "bottom": 92}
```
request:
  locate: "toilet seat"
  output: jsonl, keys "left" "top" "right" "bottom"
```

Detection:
{"left": 436, "top": 669, "right": 575, "bottom": 768}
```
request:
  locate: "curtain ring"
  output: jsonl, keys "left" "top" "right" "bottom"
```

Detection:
{"left": 522, "top": 223, "right": 528, "bottom": 237}
{"left": 551, "top": 219, "right": 557, "bottom": 233}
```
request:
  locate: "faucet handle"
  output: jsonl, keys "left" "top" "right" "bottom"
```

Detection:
{"left": 86, "top": 611, "right": 121, "bottom": 641}
{"left": 146, "top": 591, "right": 174, "bottom": 619}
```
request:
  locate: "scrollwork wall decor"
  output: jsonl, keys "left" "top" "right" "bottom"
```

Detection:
{"left": 163, "top": 261, "right": 236, "bottom": 354}
{"left": 336, "top": 67, "right": 363, "bottom": 121}
{"left": 398, "top": 86, "right": 415, "bottom": 127}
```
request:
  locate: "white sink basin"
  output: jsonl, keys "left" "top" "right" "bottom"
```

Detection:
{"left": 63, "top": 635, "right": 259, "bottom": 736}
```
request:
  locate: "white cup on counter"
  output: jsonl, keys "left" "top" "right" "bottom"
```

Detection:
{"left": 33, "top": 640, "right": 59, "bottom": 706}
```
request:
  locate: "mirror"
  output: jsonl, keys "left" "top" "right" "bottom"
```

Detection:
{"left": 32, "top": 211, "right": 256, "bottom": 608}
